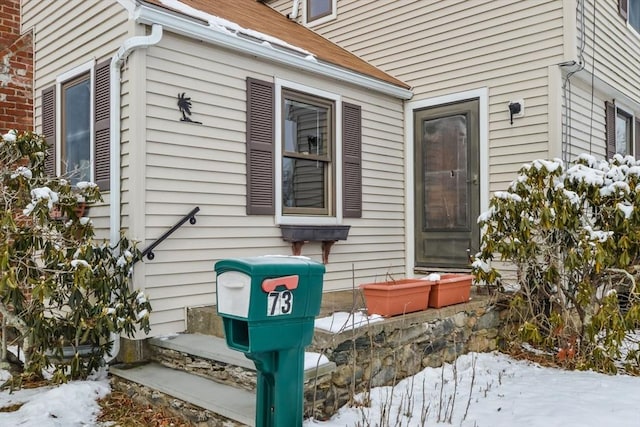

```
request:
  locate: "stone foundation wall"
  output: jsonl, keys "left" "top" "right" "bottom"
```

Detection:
{"left": 305, "top": 295, "right": 504, "bottom": 420}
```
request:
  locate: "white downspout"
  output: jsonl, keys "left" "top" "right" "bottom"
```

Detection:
{"left": 288, "top": 0, "right": 301, "bottom": 20}
{"left": 107, "top": 23, "right": 163, "bottom": 363}
{"left": 109, "top": 23, "right": 163, "bottom": 245}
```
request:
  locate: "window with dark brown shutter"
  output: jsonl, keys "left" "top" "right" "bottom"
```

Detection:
{"left": 94, "top": 60, "right": 110, "bottom": 191}
{"left": 246, "top": 77, "right": 275, "bottom": 215}
{"left": 42, "top": 85, "right": 56, "bottom": 176}
{"left": 42, "top": 60, "right": 110, "bottom": 189}
{"left": 246, "top": 77, "right": 361, "bottom": 220}
{"left": 606, "top": 101, "right": 635, "bottom": 159}
{"left": 342, "top": 102, "right": 362, "bottom": 218}
{"left": 605, "top": 101, "right": 616, "bottom": 160}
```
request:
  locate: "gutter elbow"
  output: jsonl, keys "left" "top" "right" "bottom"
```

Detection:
{"left": 116, "top": 24, "right": 163, "bottom": 66}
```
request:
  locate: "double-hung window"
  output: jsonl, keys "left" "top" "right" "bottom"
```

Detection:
{"left": 616, "top": 108, "right": 633, "bottom": 156}
{"left": 245, "top": 77, "right": 362, "bottom": 222}
{"left": 282, "top": 90, "right": 334, "bottom": 216}
{"left": 61, "top": 74, "right": 91, "bottom": 184}
{"left": 41, "top": 59, "right": 110, "bottom": 190}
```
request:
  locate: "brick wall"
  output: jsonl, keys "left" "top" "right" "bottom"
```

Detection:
{"left": 0, "top": 0, "right": 33, "bottom": 132}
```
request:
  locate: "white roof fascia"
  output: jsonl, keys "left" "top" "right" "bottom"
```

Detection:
{"left": 133, "top": 4, "right": 413, "bottom": 100}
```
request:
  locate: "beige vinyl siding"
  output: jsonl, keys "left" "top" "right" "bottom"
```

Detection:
{"left": 309, "top": 0, "right": 564, "bottom": 194}
{"left": 567, "top": 1, "right": 640, "bottom": 162}
{"left": 563, "top": 76, "right": 607, "bottom": 161}
{"left": 266, "top": 0, "right": 292, "bottom": 16}
{"left": 297, "top": 0, "right": 566, "bottom": 283}
{"left": 141, "top": 33, "right": 405, "bottom": 335}
{"left": 22, "top": 0, "right": 131, "bottom": 240}
{"left": 585, "top": 0, "right": 640, "bottom": 106}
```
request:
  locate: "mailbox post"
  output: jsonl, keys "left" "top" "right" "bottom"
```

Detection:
{"left": 214, "top": 256, "right": 325, "bottom": 427}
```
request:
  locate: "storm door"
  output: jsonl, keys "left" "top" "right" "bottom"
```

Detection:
{"left": 414, "top": 99, "right": 480, "bottom": 269}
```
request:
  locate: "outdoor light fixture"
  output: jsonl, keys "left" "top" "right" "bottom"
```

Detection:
{"left": 508, "top": 100, "right": 524, "bottom": 125}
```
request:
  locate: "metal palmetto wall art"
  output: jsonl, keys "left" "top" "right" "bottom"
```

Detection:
{"left": 177, "top": 92, "right": 202, "bottom": 124}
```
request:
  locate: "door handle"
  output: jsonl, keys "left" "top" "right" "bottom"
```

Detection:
{"left": 467, "top": 174, "right": 478, "bottom": 185}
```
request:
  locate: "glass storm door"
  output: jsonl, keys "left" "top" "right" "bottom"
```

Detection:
{"left": 414, "top": 99, "right": 480, "bottom": 269}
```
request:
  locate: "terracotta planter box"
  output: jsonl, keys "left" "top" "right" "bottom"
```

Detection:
{"left": 50, "top": 202, "right": 87, "bottom": 220}
{"left": 360, "top": 279, "right": 433, "bottom": 317}
{"left": 427, "top": 273, "right": 473, "bottom": 308}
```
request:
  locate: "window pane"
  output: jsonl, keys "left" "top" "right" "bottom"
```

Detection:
{"left": 631, "top": 0, "right": 640, "bottom": 32}
{"left": 422, "top": 115, "right": 469, "bottom": 230}
{"left": 308, "top": 0, "right": 332, "bottom": 21}
{"left": 63, "top": 77, "right": 91, "bottom": 184}
{"left": 281, "top": 90, "right": 333, "bottom": 216}
{"left": 616, "top": 110, "right": 632, "bottom": 155}
{"left": 284, "top": 99, "right": 328, "bottom": 157}
{"left": 282, "top": 157, "right": 326, "bottom": 209}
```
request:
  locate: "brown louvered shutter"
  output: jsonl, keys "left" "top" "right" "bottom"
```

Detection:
{"left": 42, "top": 85, "right": 56, "bottom": 176}
{"left": 620, "top": 0, "right": 629, "bottom": 20}
{"left": 635, "top": 117, "right": 640, "bottom": 159}
{"left": 605, "top": 101, "right": 616, "bottom": 160}
{"left": 246, "top": 77, "right": 275, "bottom": 215}
{"left": 342, "top": 102, "right": 362, "bottom": 218}
{"left": 94, "top": 60, "right": 110, "bottom": 191}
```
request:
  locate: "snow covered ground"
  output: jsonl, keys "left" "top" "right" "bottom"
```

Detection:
{"left": 0, "top": 367, "right": 110, "bottom": 426}
{"left": 304, "top": 351, "right": 640, "bottom": 427}
{"left": 2, "top": 350, "right": 640, "bottom": 426}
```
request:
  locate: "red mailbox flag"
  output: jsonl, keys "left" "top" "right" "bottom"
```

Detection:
{"left": 261, "top": 275, "right": 299, "bottom": 292}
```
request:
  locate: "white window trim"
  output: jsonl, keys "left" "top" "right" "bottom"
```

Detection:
{"left": 274, "top": 78, "right": 342, "bottom": 225}
{"left": 404, "top": 88, "right": 489, "bottom": 277}
{"left": 55, "top": 59, "right": 95, "bottom": 182}
{"left": 303, "top": 0, "right": 337, "bottom": 27}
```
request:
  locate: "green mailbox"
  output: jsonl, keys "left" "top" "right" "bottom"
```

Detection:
{"left": 214, "top": 255, "right": 325, "bottom": 427}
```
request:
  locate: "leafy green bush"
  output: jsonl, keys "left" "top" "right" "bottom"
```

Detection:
{"left": 472, "top": 154, "right": 640, "bottom": 373}
{"left": 1, "top": 130, "right": 151, "bottom": 382}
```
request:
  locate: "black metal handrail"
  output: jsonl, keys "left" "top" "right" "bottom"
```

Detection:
{"left": 140, "top": 206, "right": 200, "bottom": 261}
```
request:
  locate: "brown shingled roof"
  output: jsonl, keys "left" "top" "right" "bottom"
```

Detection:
{"left": 140, "top": 0, "right": 409, "bottom": 90}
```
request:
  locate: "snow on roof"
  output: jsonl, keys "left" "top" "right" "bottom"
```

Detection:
{"left": 140, "top": 0, "right": 410, "bottom": 91}
{"left": 158, "top": 0, "right": 314, "bottom": 58}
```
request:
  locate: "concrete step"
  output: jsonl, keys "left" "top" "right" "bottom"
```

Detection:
{"left": 110, "top": 362, "right": 255, "bottom": 426}
{"left": 111, "top": 334, "right": 337, "bottom": 425}
{"left": 150, "top": 333, "right": 336, "bottom": 381}
{"left": 151, "top": 333, "right": 253, "bottom": 370}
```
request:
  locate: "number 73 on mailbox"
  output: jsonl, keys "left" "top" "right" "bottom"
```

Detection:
{"left": 262, "top": 275, "right": 298, "bottom": 316}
